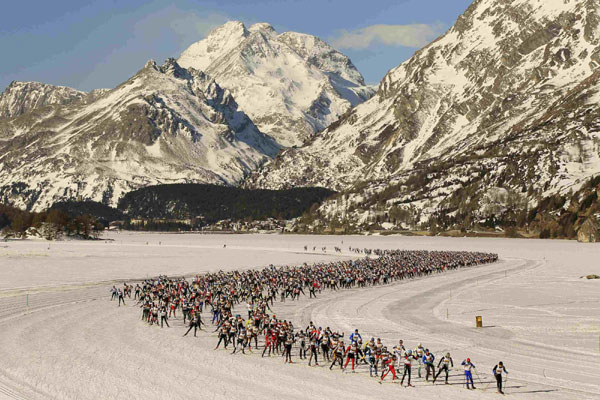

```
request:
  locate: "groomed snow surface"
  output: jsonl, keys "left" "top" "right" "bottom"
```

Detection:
{"left": 0, "top": 233, "right": 599, "bottom": 399}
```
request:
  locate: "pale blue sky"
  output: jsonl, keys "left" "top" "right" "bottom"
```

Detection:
{"left": 0, "top": 0, "right": 473, "bottom": 92}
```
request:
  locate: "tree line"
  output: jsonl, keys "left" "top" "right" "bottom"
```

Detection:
{"left": 0, "top": 184, "right": 336, "bottom": 238}
{"left": 118, "top": 184, "right": 335, "bottom": 225}
{"left": 0, "top": 204, "right": 104, "bottom": 240}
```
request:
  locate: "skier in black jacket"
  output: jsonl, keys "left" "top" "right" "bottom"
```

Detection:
{"left": 493, "top": 362, "right": 508, "bottom": 394}
{"left": 433, "top": 352, "right": 454, "bottom": 384}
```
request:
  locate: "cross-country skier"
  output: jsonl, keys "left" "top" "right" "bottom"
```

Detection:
{"left": 462, "top": 358, "right": 476, "bottom": 389}
{"left": 169, "top": 298, "right": 177, "bottom": 318}
{"left": 433, "top": 352, "right": 453, "bottom": 384}
{"left": 262, "top": 329, "right": 274, "bottom": 357}
{"left": 415, "top": 343, "right": 425, "bottom": 378}
{"left": 401, "top": 350, "right": 418, "bottom": 387}
{"left": 160, "top": 306, "right": 170, "bottom": 328}
{"left": 182, "top": 300, "right": 190, "bottom": 324}
{"left": 365, "top": 346, "right": 378, "bottom": 377}
{"left": 117, "top": 289, "right": 126, "bottom": 306}
{"left": 394, "top": 339, "right": 405, "bottom": 369}
{"left": 349, "top": 329, "right": 361, "bottom": 344}
{"left": 329, "top": 340, "right": 344, "bottom": 369}
{"left": 343, "top": 340, "right": 358, "bottom": 372}
{"left": 214, "top": 323, "right": 229, "bottom": 346}
{"left": 283, "top": 333, "right": 295, "bottom": 363}
{"left": 232, "top": 328, "right": 248, "bottom": 354}
{"left": 380, "top": 351, "right": 397, "bottom": 382}
{"left": 308, "top": 334, "right": 319, "bottom": 366}
{"left": 297, "top": 331, "right": 307, "bottom": 360}
{"left": 150, "top": 305, "right": 158, "bottom": 325}
{"left": 309, "top": 282, "right": 317, "bottom": 298}
{"left": 423, "top": 349, "right": 436, "bottom": 381}
{"left": 321, "top": 332, "right": 331, "bottom": 362}
{"left": 141, "top": 302, "right": 150, "bottom": 321}
{"left": 184, "top": 314, "right": 200, "bottom": 337}
{"left": 493, "top": 361, "right": 508, "bottom": 394}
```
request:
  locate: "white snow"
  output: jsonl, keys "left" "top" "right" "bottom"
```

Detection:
{"left": 0, "top": 233, "right": 598, "bottom": 399}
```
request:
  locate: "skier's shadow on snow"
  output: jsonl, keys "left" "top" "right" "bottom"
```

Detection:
{"left": 511, "top": 388, "right": 559, "bottom": 394}
{"left": 515, "top": 389, "right": 560, "bottom": 394}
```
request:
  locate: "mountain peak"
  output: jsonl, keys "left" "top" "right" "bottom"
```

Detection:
{"left": 248, "top": 22, "right": 275, "bottom": 34}
{"left": 144, "top": 59, "right": 158, "bottom": 70}
{"left": 208, "top": 20, "right": 248, "bottom": 39}
{"left": 178, "top": 22, "right": 374, "bottom": 147}
{"left": 179, "top": 21, "right": 249, "bottom": 72}
{"left": 158, "top": 58, "right": 191, "bottom": 79}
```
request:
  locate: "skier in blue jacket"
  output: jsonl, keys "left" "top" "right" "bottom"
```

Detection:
{"left": 422, "top": 349, "right": 436, "bottom": 381}
{"left": 461, "top": 358, "right": 476, "bottom": 389}
{"left": 349, "top": 329, "right": 362, "bottom": 344}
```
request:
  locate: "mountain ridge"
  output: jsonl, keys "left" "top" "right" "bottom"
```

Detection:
{"left": 246, "top": 0, "right": 600, "bottom": 231}
{"left": 0, "top": 81, "right": 111, "bottom": 119}
{"left": 0, "top": 58, "right": 279, "bottom": 211}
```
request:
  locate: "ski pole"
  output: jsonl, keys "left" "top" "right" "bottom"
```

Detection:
{"left": 474, "top": 369, "right": 486, "bottom": 389}
{"left": 476, "top": 369, "right": 491, "bottom": 391}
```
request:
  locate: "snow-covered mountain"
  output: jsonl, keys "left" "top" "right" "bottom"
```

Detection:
{"left": 0, "top": 59, "right": 279, "bottom": 210}
{"left": 178, "top": 21, "right": 375, "bottom": 147}
{"left": 0, "top": 81, "right": 96, "bottom": 119}
{"left": 247, "top": 0, "right": 600, "bottom": 229}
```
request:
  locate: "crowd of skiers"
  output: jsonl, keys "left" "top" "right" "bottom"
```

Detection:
{"left": 112, "top": 249, "right": 509, "bottom": 393}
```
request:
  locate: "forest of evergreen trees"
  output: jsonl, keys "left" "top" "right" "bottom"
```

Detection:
{"left": 0, "top": 204, "right": 104, "bottom": 239}
{"left": 0, "top": 184, "right": 335, "bottom": 237}
{"left": 50, "top": 201, "right": 124, "bottom": 225}
{"left": 118, "top": 184, "right": 335, "bottom": 224}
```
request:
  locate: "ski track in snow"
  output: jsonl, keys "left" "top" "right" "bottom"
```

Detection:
{"left": 0, "top": 233, "right": 599, "bottom": 399}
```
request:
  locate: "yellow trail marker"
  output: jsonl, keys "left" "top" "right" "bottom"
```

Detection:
{"left": 476, "top": 316, "right": 483, "bottom": 328}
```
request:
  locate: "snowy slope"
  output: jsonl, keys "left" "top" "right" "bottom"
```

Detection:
{"left": 179, "top": 21, "right": 375, "bottom": 147}
{"left": 0, "top": 59, "right": 279, "bottom": 211}
{"left": 248, "top": 0, "right": 600, "bottom": 228}
{"left": 0, "top": 234, "right": 598, "bottom": 399}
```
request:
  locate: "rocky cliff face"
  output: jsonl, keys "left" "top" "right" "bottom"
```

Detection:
{"left": 178, "top": 21, "right": 375, "bottom": 147}
{"left": 0, "top": 81, "right": 88, "bottom": 119}
{"left": 0, "top": 59, "right": 279, "bottom": 211}
{"left": 247, "top": 0, "right": 600, "bottom": 230}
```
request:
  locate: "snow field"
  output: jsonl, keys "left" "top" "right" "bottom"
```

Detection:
{"left": 0, "top": 233, "right": 599, "bottom": 399}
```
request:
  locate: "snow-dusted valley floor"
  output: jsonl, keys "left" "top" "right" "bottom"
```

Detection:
{"left": 0, "top": 233, "right": 599, "bottom": 399}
